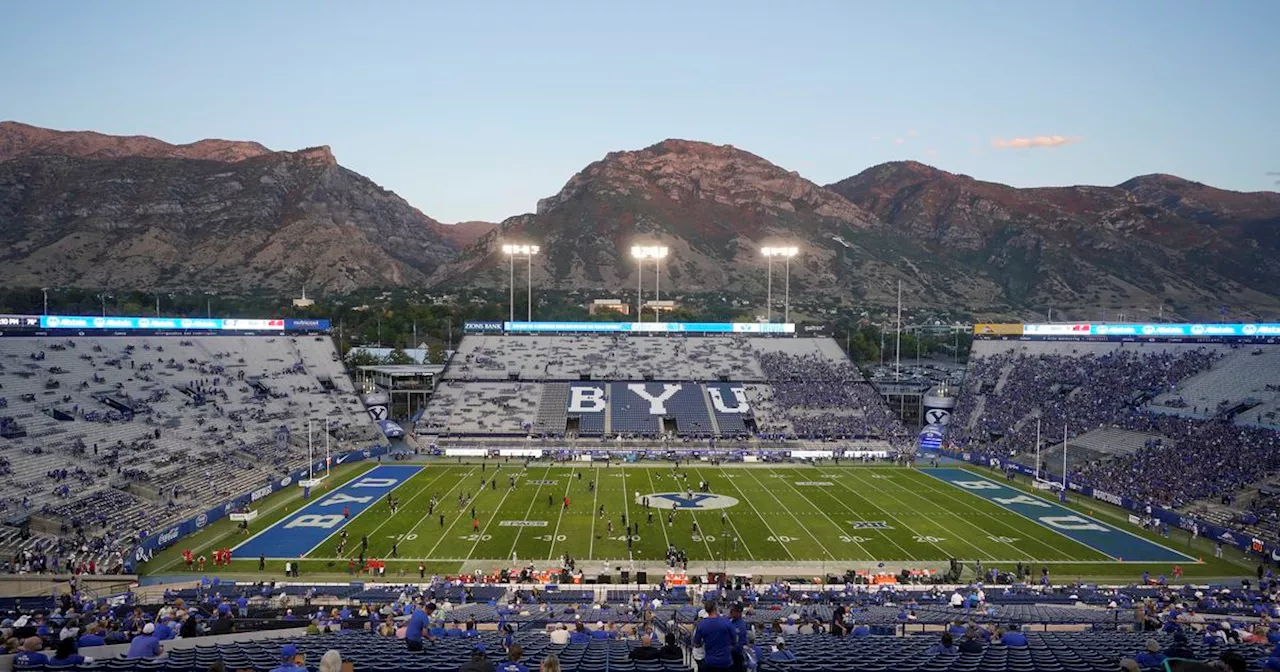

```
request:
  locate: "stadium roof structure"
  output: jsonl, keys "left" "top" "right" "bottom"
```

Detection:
{"left": 357, "top": 364, "right": 446, "bottom": 377}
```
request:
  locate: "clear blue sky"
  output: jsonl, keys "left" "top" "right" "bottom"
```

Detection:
{"left": 3, "top": 0, "right": 1277, "bottom": 223}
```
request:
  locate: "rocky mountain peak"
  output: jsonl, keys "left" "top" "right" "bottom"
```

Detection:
{"left": 0, "top": 120, "right": 273, "bottom": 163}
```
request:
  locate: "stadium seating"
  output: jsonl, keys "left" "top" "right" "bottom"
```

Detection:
{"left": 949, "top": 340, "right": 1280, "bottom": 531}
{"left": 0, "top": 335, "right": 381, "bottom": 570}
{"left": 420, "top": 335, "right": 908, "bottom": 443}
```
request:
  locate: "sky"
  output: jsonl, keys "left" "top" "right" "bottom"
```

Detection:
{"left": 3, "top": 0, "right": 1278, "bottom": 223}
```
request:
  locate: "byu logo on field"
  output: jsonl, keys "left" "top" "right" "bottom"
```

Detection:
{"left": 641, "top": 493, "right": 739, "bottom": 510}
{"left": 924, "top": 409, "right": 950, "bottom": 425}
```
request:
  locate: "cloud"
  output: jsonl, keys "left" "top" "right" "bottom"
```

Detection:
{"left": 924, "top": 148, "right": 939, "bottom": 158}
{"left": 988, "top": 135, "right": 1080, "bottom": 149}
{"left": 907, "top": 129, "right": 920, "bottom": 137}
{"left": 991, "top": 135, "right": 1082, "bottom": 149}
{"left": 893, "top": 138, "right": 905, "bottom": 145}
{"left": 870, "top": 136, "right": 880, "bottom": 141}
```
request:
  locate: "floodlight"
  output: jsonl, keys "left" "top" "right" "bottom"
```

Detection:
{"left": 501, "top": 242, "right": 541, "bottom": 322}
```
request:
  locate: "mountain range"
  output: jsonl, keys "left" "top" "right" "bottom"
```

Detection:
{"left": 2, "top": 121, "right": 1278, "bottom": 317}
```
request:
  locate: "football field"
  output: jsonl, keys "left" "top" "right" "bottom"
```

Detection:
{"left": 229, "top": 462, "right": 1194, "bottom": 567}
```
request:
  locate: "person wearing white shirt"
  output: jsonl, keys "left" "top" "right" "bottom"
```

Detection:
{"left": 549, "top": 624, "right": 570, "bottom": 645}
{"left": 950, "top": 592, "right": 965, "bottom": 608}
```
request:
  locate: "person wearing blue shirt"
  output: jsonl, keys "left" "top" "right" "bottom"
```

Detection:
{"left": 569, "top": 623, "right": 591, "bottom": 645}
{"left": 13, "top": 637, "right": 49, "bottom": 667}
{"left": 405, "top": 602, "right": 436, "bottom": 651}
{"left": 237, "top": 596, "right": 250, "bottom": 618}
{"left": 270, "top": 644, "right": 308, "bottom": 672}
{"left": 154, "top": 618, "right": 175, "bottom": 641}
{"left": 78, "top": 626, "right": 106, "bottom": 648}
{"left": 729, "top": 603, "right": 750, "bottom": 670}
{"left": 692, "top": 602, "right": 736, "bottom": 672}
{"left": 1134, "top": 639, "right": 1166, "bottom": 668}
{"left": 852, "top": 622, "right": 871, "bottom": 637}
{"left": 767, "top": 637, "right": 796, "bottom": 663}
{"left": 47, "top": 638, "right": 87, "bottom": 668}
{"left": 1000, "top": 625, "right": 1028, "bottom": 647}
{"left": 126, "top": 623, "right": 163, "bottom": 659}
{"left": 497, "top": 644, "right": 529, "bottom": 672}
{"left": 501, "top": 625, "right": 515, "bottom": 651}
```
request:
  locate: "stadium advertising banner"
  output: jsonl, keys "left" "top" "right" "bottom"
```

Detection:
{"left": 972, "top": 323, "right": 1024, "bottom": 337}
{"left": 1022, "top": 322, "right": 1280, "bottom": 339}
{"left": 16, "top": 314, "right": 329, "bottom": 333}
{"left": 126, "top": 443, "right": 390, "bottom": 571}
{"left": 464, "top": 320, "right": 505, "bottom": 333}
{"left": 797, "top": 323, "right": 831, "bottom": 336}
{"left": 505, "top": 321, "right": 796, "bottom": 334}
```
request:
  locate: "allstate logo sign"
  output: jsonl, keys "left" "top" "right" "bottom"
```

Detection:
{"left": 640, "top": 493, "right": 739, "bottom": 510}
{"left": 195, "top": 513, "right": 209, "bottom": 529}
{"left": 280, "top": 476, "right": 292, "bottom": 488}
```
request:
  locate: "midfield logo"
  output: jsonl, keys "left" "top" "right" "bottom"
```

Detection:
{"left": 641, "top": 493, "right": 740, "bottom": 510}
{"left": 849, "top": 521, "right": 893, "bottom": 529}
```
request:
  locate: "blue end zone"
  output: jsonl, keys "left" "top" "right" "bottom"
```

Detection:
{"left": 921, "top": 468, "right": 1196, "bottom": 563}
{"left": 234, "top": 465, "right": 422, "bottom": 559}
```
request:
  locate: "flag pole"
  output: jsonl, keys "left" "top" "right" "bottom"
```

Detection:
{"left": 1034, "top": 417, "right": 1041, "bottom": 482}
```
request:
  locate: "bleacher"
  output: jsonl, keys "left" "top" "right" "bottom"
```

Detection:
{"left": 0, "top": 334, "right": 380, "bottom": 567}
{"left": 420, "top": 335, "right": 906, "bottom": 443}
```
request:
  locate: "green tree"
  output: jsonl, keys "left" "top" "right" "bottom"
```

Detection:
{"left": 385, "top": 348, "right": 415, "bottom": 365}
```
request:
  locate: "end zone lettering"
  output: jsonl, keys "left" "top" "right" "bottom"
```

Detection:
{"left": 499, "top": 520, "right": 548, "bottom": 527}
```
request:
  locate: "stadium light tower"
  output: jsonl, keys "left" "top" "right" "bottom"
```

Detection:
{"left": 761, "top": 247, "right": 799, "bottom": 323}
{"left": 41, "top": 287, "right": 49, "bottom": 316}
{"left": 502, "top": 244, "right": 541, "bottom": 322}
{"left": 631, "top": 245, "right": 669, "bottom": 321}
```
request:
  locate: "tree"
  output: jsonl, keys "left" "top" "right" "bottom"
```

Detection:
{"left": 384, "top": 348, "right": 415, "bottom": 365}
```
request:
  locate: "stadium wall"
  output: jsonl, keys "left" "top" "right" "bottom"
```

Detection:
{"left": 926, "top": 447, "right": 1273, "bottom": 559}
{"left": 126, "top": 444, "right": 390, "bottom": 572}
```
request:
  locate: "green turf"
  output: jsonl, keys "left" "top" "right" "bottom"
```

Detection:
{"left": 141, "top": 461, "right": 1253, "bottom": 582}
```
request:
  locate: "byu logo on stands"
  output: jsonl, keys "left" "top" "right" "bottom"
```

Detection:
{"left": 641, "top": 492, "right": 739, "bottom": 510}
{"left": 924, "top": 409, "right": 950, "bottom": 425}
{"left": 367, "top": 405, "right": 389, "bottom": 421}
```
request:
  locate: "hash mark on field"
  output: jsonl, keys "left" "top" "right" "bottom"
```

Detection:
{"left": 589, "top": 466, "right": 600, "bottom": 560}
{"left": 645, "top": 468, "right": 671, "bottom": 551}
{"left": 771, "top": 468, "right": 871, "bottom": 559}
{"left": 718, "top": 467, "right": 794, "bottom": 560}
{"left": 459, "top": 468, "right": 521, "bottom": 561}
{"left": 331, "top": 466, "right": 459, "bottom": 559}
{"left": 904, "top": 470, "right": 1078, "bottom": 560}
{"left": 507, "top": 465, "right": 555, "bottom": 562}
{"left": 843, "top": 469, "right": 993, "bottom": 561}
{"left": 546, "top": 474, "right": 575, "bottom": 561}
{"left": 743, "top": 468, "right": 830, "bottom": 560}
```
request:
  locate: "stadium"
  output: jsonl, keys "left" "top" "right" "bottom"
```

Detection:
{"left": 2, "top": 306, "right": 1280, "bottom": 672}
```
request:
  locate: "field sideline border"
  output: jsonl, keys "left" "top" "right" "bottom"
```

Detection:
{"left": 956, "top": 463, "right": 1252, "bottom": 574}
{"left": 921, "top": 468, "right": 1197, "bottom": 563}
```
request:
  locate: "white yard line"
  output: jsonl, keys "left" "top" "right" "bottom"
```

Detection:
{"left": 768, "top": 468, "right": 871, "bottom": 559}
{"left": 546, "top": 474, "right": 576, "bottom": 561}
{"left": 842, "top": 469, "right": 994, "bottom": 561}
{"left": 506, "top": 466, "right": 556, "bottom": 562}
{"left": 326, "top": 466, "right": 458, "bottom": 558}
{"left": 645, "top": 468, "right": 672, "bottom": 550}
{"left": 588, "top": 466, "right": 600, "bottom": 560}
{"left": 716, "top": 467, "right": 794, "bottom": 560}
{"left": 708, "top": 467, "right": 756, "bottom": 561}
{"left": 454, "top": 467, "right": 523, "bottom": 561}
{"left": 906, "top": 470, "right": 1078, "bottom": 560}
{"left": 741, "top": 468, "right": 827, "bottom": 560}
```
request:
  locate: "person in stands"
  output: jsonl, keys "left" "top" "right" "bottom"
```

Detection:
{"left": 460, "top": 644, "right": 496, "bottom": 672}
{"left": 497, "top": 643, "right": 529, "bottom": 672}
